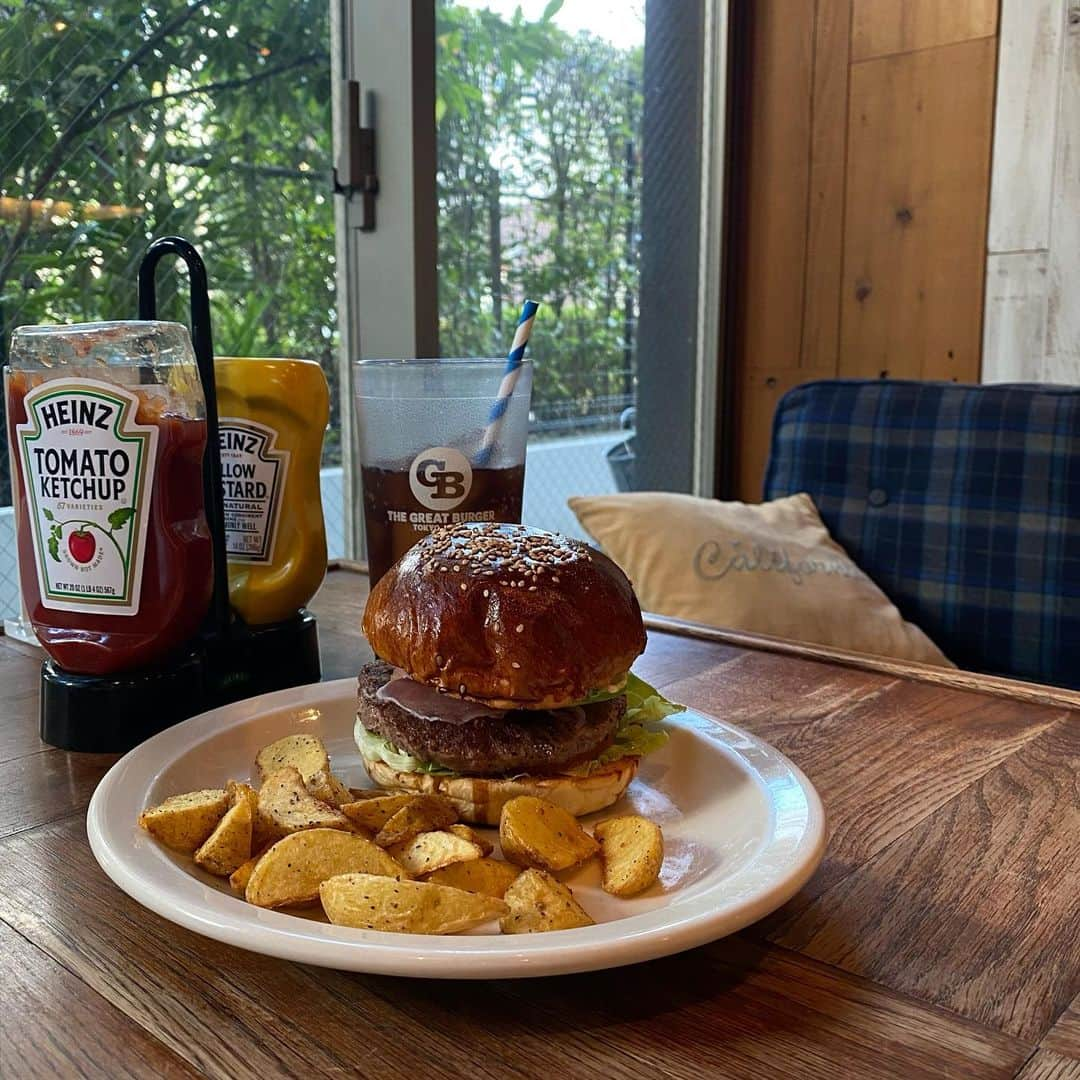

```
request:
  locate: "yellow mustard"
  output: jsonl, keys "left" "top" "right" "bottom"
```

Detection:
{"left": 214, "top": 357, "right": 329, "bottom": 625}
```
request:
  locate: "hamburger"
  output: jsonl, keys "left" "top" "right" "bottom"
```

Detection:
{"left": 356, "top": 522, "right": 679, "bottom": 824}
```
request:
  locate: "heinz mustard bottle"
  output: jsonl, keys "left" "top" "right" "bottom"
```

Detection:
{"left": 214, "top": 357, "right": 329, "bottom": 625}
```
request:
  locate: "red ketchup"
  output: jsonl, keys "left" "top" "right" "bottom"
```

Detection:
{"left": 5, "top": 322, "right": 213, "bottom": 675}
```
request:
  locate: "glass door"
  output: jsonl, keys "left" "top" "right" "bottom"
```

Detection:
{"left": 337, "top": 0, "right": 730, "bottom": 553}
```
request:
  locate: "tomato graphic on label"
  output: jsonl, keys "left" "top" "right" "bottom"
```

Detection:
{"left": 67, "top": 530, "right": 96, "bottom": 564}
{"left": 42, "top": 506, "right": 136, "bottom": 571}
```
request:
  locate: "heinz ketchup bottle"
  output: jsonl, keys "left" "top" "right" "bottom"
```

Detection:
{"left": 5, "top": 321, "right": 213, "bottom": 675}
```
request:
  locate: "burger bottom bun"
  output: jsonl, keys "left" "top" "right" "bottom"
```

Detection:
{"left": 359, "top": 754, "right": 639, "bottom": 826}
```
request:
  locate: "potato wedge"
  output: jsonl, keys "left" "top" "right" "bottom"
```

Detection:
{"left": 138, "top": 789, "right": 228, "bottom": 854}
{"left": 257, "top": 766, "right": 350, "bottom": 843}
{"left": 500, "top": 868, "right": 595, "bottom": 933}
{"left": 255, "top": 734, "right": 329, "bottom": 784}
{"left": 340, "top": 793, "right": 420, "bottom": 832}
{"left": 252, "top": 806, "right": 281, "bottom": 852}
{"left": 306, "top": 768, "right": 354, "bottom": 809}
{"left": 424, "top": 857, "right": 521, "bottom": 899}
{"left": 227, "top": 780, "right": 258, "bottom": 816}
{"left": 245, "top": 828, "right": 407, "bottom": 909}
{"left": 343, "top": 821, "right": 375, "bottom": 841}
{"left": 373, "top": 796, "right": 458, "bottom": 848}
{"left": 229, "top": 852, "right": 263, "bottom": 895}
{"left": 194, "top": 797, "right": 252, "bottom": 876}
{"left": 348, "top": 787, "right": 387, "bottom": 800}
{"left": 388, "top": 830, "right": 482, "bottom": 876}
{"left": 320, "top": 873, "right": 507, "bottom": 934}
{"left": 499, "top": 796, "right": 599, "bottom": 872}
{"left": 227, "top": 780, "right": 275, "bottom": 850}
{"left": 448, "top": 823, "right": 494, "bottom": 857}
{"left": 593, "top": 815, "right": 664, "bottom": 897}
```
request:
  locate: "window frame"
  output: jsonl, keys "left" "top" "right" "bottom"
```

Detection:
{"left": 333, "top": 0, "right": 438, "bottom": 558}
{"left": 333, "top": 0, "right": 731, "bottom": 558}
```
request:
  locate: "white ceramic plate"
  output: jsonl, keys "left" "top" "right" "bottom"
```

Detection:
{"left": 87, "top": 678, "right": 825, "bottom": 979}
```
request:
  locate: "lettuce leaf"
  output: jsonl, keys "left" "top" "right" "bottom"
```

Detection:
{"left": 565, "top": 673, "right": 681, "bottom": 775}
{"left": 354, "top": 720, "right": 457, "bottom": 776}
{"left": 623, "top": 672, "right": 685, "bottom": 723}
{"left": 354, "top": 671, "right": 683, "bottom": 779}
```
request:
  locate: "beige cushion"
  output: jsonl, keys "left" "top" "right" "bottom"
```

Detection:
{"left": 569, "top": 491, "right": 952, "bottom": 667}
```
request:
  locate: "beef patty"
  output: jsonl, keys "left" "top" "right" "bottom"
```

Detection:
{"left": 357, "top": 661, "right": 624, "bottom": 776}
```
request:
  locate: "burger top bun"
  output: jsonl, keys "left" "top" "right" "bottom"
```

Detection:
{"left": 362, "top": 523, "right": 646, "bottom": 709}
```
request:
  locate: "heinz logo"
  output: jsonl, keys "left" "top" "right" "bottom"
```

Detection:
{"left": 40, "top": 397, "right": 115, "bottom": 431}
{"left": 220, "top": 429, "right": 260, "bottom": 454}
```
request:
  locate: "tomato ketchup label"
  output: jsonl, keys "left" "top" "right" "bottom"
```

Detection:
{"left": 219, "top": 419, "right": 289, "bottom": 564}
{"left": 15, "top": 378, "right": 158, "bottom": 615}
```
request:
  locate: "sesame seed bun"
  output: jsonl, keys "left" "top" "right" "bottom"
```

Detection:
{"left": 361, "top": 523, "right": 647, "bottom": 709}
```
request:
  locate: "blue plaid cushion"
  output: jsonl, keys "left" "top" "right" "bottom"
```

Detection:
{"left": 764, "top": 379, "right": 1080, "bottom": 688}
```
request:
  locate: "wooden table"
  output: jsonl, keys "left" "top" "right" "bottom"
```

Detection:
{"left": 1, "top": 566, "right": 1077, "bottom": 1080}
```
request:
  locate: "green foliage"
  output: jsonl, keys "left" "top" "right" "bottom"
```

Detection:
{"left": 107, "top": 506, "right": 135, "bottom": 531}
{"left": 436, "top": 1, "right": 643, "bottom": 427}
{"left": 0, "top": 1, "right": 642, "bottom": 510}
{"left": 0, "top": 0, "right": 336, "bottom": 501}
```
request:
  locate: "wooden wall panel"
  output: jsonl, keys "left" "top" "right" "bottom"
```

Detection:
{"left": 737, "top": 367, "right": 834, "bottom": 501}
{"left": 986, "top": 0, "right": 1065, "bottom": 252}
{"left": 1045, "top": 11, "right": 1080, "bottom": 383}
{"left": 983, "top": 0, "right": 1078, "bottom": 387}
{"left": 800, "top": 0, "right": 853, "bottom": 372}
{"left": 733, "top": 1, "right": 1002, "bottom": 500}
{"left": 733, "top": 2, "right": 815, "bottom": 500}
{"left": 851, "top": 0, "right": 998, "bottom": 62}
{"left": 738, "top": 1, "right": 814, "bottom": 370}
{"left": 982, "top": 252, "right": 1049, "bottom": 383}
{"left": 838, "top": 38, "right": 996, "bottom": 382}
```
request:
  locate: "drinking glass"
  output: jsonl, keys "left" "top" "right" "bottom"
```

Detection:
{"left": 353, "top": 358, "right": 533, "bottom": 583}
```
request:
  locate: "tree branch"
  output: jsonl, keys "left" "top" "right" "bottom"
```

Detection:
{"left": 0, "top": 1, "right": 204, "bottom": 297}
{"left": 99, "top": 51, "right": 329, "bottom": 125}
{"left": 163, "top": 149, "right": 327, "bottom": 183}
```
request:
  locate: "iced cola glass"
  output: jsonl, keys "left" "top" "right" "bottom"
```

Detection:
{"left": 353, "top": 358, "right": 533, "bottom": 583}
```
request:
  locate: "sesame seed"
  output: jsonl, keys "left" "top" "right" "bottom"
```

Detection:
{"left": 511, "top": 661, "right": 521, "bottom": 669}
{"left": 516, "top": 624, "right": 524, "bottom": 633}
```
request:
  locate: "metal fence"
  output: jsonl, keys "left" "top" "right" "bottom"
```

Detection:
{"left": 531, "top": 390, "right": 634, "bottom": 438}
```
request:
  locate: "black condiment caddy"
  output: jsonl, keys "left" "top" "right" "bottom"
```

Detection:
{"left": 40, "top": 237, "right": 321, "bottom": 753}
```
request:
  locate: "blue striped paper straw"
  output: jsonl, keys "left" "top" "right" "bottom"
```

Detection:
{"left": 475, "top": 299, "right": 539, "bottom": 467}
